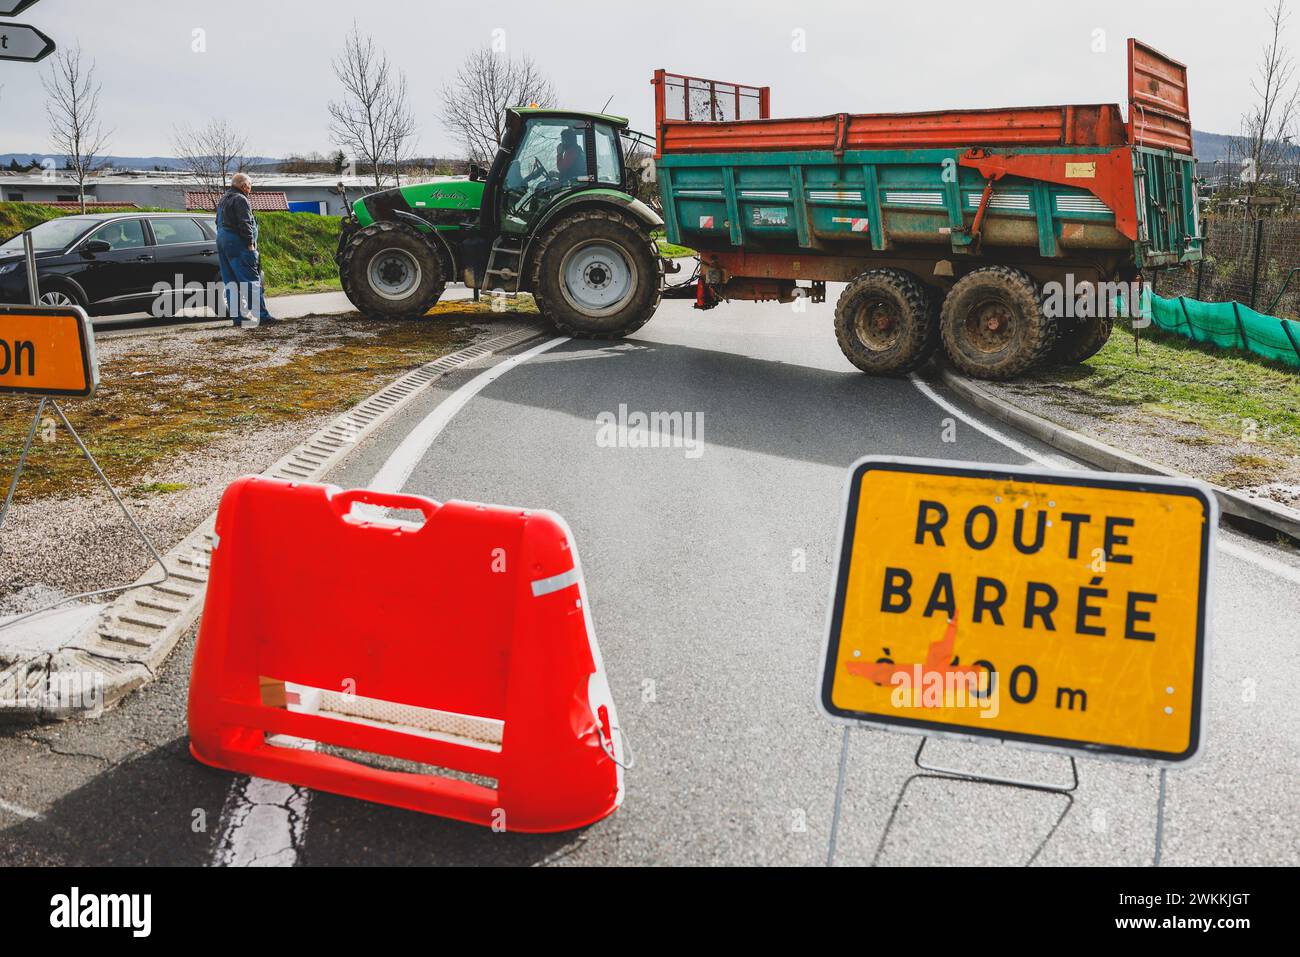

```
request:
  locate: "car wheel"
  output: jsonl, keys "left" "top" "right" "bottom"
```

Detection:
{"left": 38, "top": 284, "right": 86, "bottom": 310}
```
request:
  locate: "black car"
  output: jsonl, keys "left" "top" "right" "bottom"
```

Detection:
{"left": 0, "top": 212, "right": 221, "bottom": 316}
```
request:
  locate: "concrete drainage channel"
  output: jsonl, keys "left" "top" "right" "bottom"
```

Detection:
{"left": 0, "top": 321, "right": 549, "bottom": 723}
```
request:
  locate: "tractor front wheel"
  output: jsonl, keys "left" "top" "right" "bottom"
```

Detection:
{"left": 338, "top": 221, "right": 446, "bottom": 319}
{"left": 531, "top": 209, "right": 660, "bottom": 338}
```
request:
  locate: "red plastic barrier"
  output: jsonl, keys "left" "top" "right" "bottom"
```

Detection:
{"left": 188, "top": 476, "right": 626, "bottom": 833}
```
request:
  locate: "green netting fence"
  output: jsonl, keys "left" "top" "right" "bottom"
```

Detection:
{"left": 1148, "top": 293, "right": 1300, "bottom": 369}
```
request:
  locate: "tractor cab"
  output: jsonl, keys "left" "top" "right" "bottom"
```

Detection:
{"left": 489, "top": 108, "right": 630, "bottom": 236}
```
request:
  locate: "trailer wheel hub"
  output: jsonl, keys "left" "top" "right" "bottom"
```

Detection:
{"left": 966, "top": 300, "right": 1015, "bottom": 353}
{"left": 852, "top": 298, "right": 901, "bottom": 350}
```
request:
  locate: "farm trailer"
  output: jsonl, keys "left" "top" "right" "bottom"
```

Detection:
{"left": 653, "top": 39, "right": 1203, "bottom": 379}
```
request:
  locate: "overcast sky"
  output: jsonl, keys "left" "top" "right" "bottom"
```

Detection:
{"left": 0, "top": 0, "right": 1284, "bottom": 159}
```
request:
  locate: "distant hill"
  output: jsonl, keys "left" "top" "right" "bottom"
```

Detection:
{"left": 1192, "top": 131, "right": 1236, "bottom": 163}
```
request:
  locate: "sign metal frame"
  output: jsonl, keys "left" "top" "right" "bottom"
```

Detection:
{"left": 817, "top": 455, "right": 1216, "bottom": 766}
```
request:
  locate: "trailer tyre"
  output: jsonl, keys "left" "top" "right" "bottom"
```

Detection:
{"left": 339, "top": 221, "right": 446, "bottom": 319}
{"left": 531, "top": 209, "right": 660, "bottom": 338}
{"left": 940, "top": 266, "right": 1055, "bottom": 380}
{"left": 834, "top": 269, "right": 937, "bottom": 376}
{"left": 1052, "top": 314, "right": 1114, "bottom": 366}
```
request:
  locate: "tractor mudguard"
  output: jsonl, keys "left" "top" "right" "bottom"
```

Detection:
{"left": 533, "top": 188, "right": 663, "bottom": 235}
{"left": 519, "top": 189, "right": 663, "bottom": 291}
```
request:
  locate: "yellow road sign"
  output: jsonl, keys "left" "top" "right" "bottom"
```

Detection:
{"left": 0, "top": 304, "right": 99, "bottom": 398}
{"left": 819, "top": 457, "right": 1215, "bottom": 763}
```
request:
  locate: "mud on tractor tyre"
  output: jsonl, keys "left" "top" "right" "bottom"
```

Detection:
{"left": 339, "top": 221, "right": 446, "bottom": 319}
{"left": 833, "top": 268, "right": 938, "bottom": 376}
{"left": 531, "top": 209, "right": 660, "bottom": 339}
{"left": 1051, "top": 314, "right": 1114, "bottom": 366}
{"left": 939, "top": 266, "right": 1056, "bottom": 380}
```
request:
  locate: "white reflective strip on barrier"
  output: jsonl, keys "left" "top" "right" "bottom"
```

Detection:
{"left": 531, "top": 567, "right": 580, "bottom": 597}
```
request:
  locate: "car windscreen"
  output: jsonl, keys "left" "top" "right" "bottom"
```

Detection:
{"left": 0, "top": 217, "right": 96, "bottom": 253}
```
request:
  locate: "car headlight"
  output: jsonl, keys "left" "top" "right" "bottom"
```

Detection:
{"left": 0, "top": 262, "right": 20, "bottom": 276}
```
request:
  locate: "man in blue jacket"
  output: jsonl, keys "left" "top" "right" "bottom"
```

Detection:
{"left": 215, "top": 173, "right": 275, "bottom": 327}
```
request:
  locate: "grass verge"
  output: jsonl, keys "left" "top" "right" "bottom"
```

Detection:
{"left": 0, "top": 298, "right": 537, "bottom": 502}
{"left": 651, "top": 228, "right": 695, "bottom": 259}
{"left": 1037, "top": 320, "right": 1300, "bottom": 457}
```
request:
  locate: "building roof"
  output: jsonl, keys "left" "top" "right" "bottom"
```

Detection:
{"left": 0, "top": 170, "right": 453, "bottom": 190}
{"left": 27, "top": 201, "right": 142, "bottom": 210}
{"left": 185, "top": 190, "right": 289, "bottom": 211}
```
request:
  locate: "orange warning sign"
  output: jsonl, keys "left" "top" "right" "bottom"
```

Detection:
{"left": 819, "top": 457, "right": 1216, "bottom": 764}
{"left": 0, "top": 305, "right": 99, "bottom": 398}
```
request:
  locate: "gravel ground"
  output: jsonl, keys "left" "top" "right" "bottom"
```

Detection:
{"left": 0, "top": 417, "right": 334, "bottom": 615}
{"left": 980, "top": 376, "right": 1300, "bottom": 510}
{"left": 0, "top": 313, "right": 488, "bottom": 615}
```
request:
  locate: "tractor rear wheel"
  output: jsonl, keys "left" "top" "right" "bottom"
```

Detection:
{"left": 833, "top": 268, "right": 937, "bottom": 375}
{"left": 531, "top": 209, "right": 660, "bottom": 338}
{"left": 339, "top": 221, "right": 445, "bottom": 319}
{"left": 939, "top": 266, "right": 1056, "bottom": 380}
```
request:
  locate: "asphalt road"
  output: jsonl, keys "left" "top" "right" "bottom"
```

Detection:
{"left": 2, "top": 290, "right": 1298, "bottom": 866}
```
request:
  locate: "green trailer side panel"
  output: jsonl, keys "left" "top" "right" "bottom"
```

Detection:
{"left": 657, "top": 145, "right": 1202, "bottom": 272}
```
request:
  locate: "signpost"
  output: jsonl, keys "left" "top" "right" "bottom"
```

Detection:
{"left": 0, "top": 0, "right": 54, "bottom": 64}
{"left": 818, "top": 456, "right": 1216, "bottom": 863}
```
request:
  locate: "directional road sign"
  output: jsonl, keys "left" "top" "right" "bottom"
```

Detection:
{"left": 0, "top": 22, "right": 54, "bottom": 62}
{"left": 0, "top": 1, "right": 44, "bottom": 19}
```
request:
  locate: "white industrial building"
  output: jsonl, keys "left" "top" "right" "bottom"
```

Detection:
{"left": 0, "top": 170, "right": 421, "bottom": 215}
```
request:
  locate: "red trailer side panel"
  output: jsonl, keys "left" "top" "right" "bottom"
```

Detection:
{"left": 658, "top": 104, "right": 1128, "bottom": 154}
{"left": 1127, "top": 39, "right": 1193, "bottom": 155}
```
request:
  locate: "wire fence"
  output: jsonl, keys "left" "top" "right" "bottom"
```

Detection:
{"left": 1154, "top": 215, "right": 1300, "bottom": 320}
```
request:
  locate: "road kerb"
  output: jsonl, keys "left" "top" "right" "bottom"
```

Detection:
{"left": 0, "top": 321, "right": 550, "bottom": 723}
{"left": 935, "top": 365, "right": 1300, "bottom": 542}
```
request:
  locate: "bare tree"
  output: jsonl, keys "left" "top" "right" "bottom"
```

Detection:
{"left": 170, "top": 118, "right": 250, "bottom": 195}
{"left": 441, "top": 49, "right": 555, "bottom": 165}
{"left": 42, "top": 46, "right": 111, "bottom": 213}
{"left": 1236, "top": 0, "right": 1300, "bottom": 197}
{"left": 328, "top": 23, "right": 414, "bottom": 189}
{"left": 387, "top": 69, "right": 418, "bottom": 187}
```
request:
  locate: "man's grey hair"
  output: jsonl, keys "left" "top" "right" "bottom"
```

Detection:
{"left": 231, "top": 172, "right": 251, "bottom": 189}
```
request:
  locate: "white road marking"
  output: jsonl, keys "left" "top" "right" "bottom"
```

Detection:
{"left": 212, "top": 774, "right": 312, "bottom": 868}
{"left": 0, "top": 798, "right": 42, "bottom": 820}
{"left": 366, "top": 337, "right": 570, "bottom": 498}
{"left": 1217, "top": 537, "right": 1300, "bottom": 586}
{"left": 209, "top": 336, "right": 567, "bottom": 867}
{"left": 909, "top": 373, "right": 1300, "bottom": 582}
{"left": 908, "top": 373, "right": 1066, "bottom": 469}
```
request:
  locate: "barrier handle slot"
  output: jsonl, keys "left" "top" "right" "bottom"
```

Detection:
{"left": 331, "top": 488, "right": 442, "bottom": 524}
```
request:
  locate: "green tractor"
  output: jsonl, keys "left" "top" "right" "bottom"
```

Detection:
{"left": 335, "top": 107, "right": 666, "bottom": 337}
